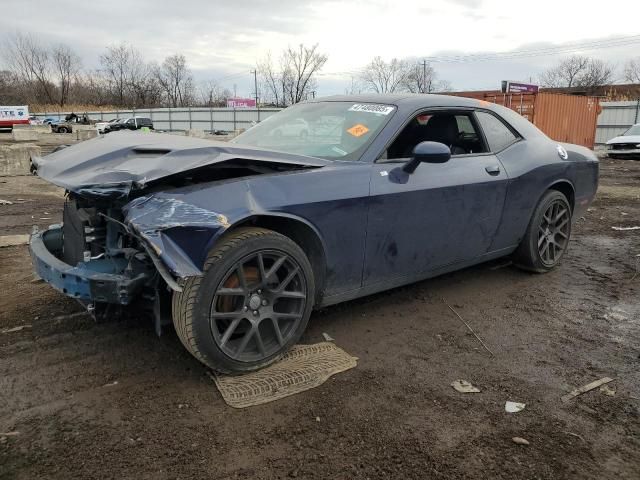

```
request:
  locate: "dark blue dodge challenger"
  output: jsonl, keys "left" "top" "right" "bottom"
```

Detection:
{"left": 30, "top": 94, "right": 599, "bottom": 373}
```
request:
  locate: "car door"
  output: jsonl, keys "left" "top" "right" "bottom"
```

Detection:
{"left": 363, "top": 110, "right": 509, "bottom": 287}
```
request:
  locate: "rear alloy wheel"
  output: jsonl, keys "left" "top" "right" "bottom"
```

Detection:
{"left": 172, "top": 227, "right": 315, "bottom": 374}
{"left": 514, "top": 190, "right": 572, "bottom": 272}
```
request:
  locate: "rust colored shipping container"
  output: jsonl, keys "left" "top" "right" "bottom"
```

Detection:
{"left": 532, "top": 93, "right": 600, "bottom": 149}
{"left": 445, "top": 91, "right": 600, "bottom": 148}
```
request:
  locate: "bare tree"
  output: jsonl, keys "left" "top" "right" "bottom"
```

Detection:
{"left": 72, "top": 70, "right": 110, "bottom": 106}
{"left": 402, "top": 61, "right": 450, "bottom": 93}
{"left": 285, "top": 44, "right": 327, "bottom": 104}
{"left": 539, "top": 55, "right": 613, "bottom": 89}
{"left": 52, "top": 44, "right": 81, "bottom": 106}
{"left": 3, "top": 33, "right": 56, "bottom": 104}
{"left": 258, "top": 53, "right": 284, "bottom": 106}
{"left": 344, "top": 76, "right": 363, "bottom": 95}
{"left": 579, "top": 59, "right": 614, "bottom": 89}
{"left": 0, "top": 70, "right": 22, "bottom": 104}
{"left": 100, "top": 44, "right": 135, "bottom": 105}
{"left": 155, "top": 54, "right": 194, "bottom": 107}
{"left": 199, "top": 80, "right": 231, "bottom": 107}
{"left": 623, "top": 57, "right": 640, "bottom": 84}
{"left": 258, "top": 44, "right": 327, "bottom": 107}
{"left": 359, "top": 57, "right": 409, "bottom": 94}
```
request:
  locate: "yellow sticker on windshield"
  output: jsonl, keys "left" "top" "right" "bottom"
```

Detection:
{"left": 347, "top": 124, "right": 369, "bottom": 137}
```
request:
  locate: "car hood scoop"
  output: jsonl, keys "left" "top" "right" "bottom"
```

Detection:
{"left": 32, "top": 131, "right": 330, "bottom": 200}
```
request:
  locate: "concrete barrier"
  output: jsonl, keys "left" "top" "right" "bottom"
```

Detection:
{"left": 11, "top": 124, "right": 52, "bottom": 141}
{"left": 0, "top": 144, "right": 42, "bottom": 176}
{"left": 12, "top": 129, "right": 39, "bottom": 142}
{"left": 76, "top": 129, "right": 97, "bottom": 141}
{"left": 186, "top": 129, "right": 206, "bottom": 138}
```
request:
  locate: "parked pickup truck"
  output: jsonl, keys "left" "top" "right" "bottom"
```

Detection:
{"left": 51, "top": 113, "right": 94, "bottom": 134}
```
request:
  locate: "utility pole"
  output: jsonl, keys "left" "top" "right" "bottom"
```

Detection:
{"left": 251, "top": 69, "right": 259, "bottom": 106}
{"left": 422, "top": 60, "right": 427, "bottom": 94}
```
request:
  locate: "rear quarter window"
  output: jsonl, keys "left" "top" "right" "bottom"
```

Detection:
{"left": 476, "top": 111, "right": 519, "bottom": 152}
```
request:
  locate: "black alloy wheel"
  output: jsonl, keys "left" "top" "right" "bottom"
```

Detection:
{"left": 210, "top": 250, "right": 308, "bottom": 362}
{"left": 172, "top": 227, "right": 315, "bottom": 374}
{"left": 537, "top": 199, "right": 570, "bottom": 267}
{"left": 514, "top": 190, "right": 572, "bottom": 272}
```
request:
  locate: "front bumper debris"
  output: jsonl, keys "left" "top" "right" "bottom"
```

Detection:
{"left": 29, "top": 226, "right": 148, "bottom": 304}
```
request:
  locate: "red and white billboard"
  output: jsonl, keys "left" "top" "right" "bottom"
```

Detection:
{"left": 0, "top": 105, "right": 29, "bottom": 128}
{"left": 226, "top": 98, "right": 256, "bottom": 108}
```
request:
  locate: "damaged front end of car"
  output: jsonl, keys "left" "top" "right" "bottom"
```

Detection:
{"left": 29, "top": 133, "right": 327, "bottom": 333}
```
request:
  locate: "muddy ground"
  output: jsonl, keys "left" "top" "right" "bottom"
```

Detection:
{"left": 1, "top": 158, "right": 639, "bottom": 479}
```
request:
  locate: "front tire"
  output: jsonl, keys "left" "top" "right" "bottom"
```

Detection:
{"left": 172, "top": 227, "right": 315, "bottom": 374}
{"left": 513, "top": 190, "right": 572, "bottom": 273}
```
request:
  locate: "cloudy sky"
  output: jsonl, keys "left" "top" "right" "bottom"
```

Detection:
{"left": 3, "top": 0, "right": 640, "bottom": 97}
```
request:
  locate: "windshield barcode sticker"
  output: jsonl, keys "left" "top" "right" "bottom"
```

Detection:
{"left": 348, "top": 104, "right": 395, "bottom": 115}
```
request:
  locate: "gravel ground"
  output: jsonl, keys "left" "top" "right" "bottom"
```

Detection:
{"left": 1, "top": 158, "right": 639, "bottom": 479}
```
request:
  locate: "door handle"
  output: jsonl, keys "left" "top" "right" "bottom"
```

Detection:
{"left": 485, "top": 165, "right": 501, "bottom": 176}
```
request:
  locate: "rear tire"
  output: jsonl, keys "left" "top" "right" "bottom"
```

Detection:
{"left": 513, "top": 190, "right": 572, "bottom": 273}
{"left": 172, "top": 227, "right": 315, "bottom": 374}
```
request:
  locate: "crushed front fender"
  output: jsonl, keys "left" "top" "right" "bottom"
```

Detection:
{"left": 123, "top": 195, "right": 232, "bottom": 279}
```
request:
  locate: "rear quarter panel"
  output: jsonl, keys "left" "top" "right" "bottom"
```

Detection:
{"left": 490, "top": 136, "right": 598, "bottom": 251}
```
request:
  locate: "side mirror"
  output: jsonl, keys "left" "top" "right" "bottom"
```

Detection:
{"left": 403, "top": 141, "right": 451, "bottom": 174}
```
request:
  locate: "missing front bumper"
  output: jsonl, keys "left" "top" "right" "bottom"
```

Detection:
{"left": 29, "top": 226, "right": 148, "bottom": 305}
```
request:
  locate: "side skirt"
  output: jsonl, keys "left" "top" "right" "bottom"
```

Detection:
{"left": 318, "top": 246, "right": 517, "bottom": 308}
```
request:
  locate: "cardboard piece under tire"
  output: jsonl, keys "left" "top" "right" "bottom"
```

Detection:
{"left": 211, "top": 342, "right": 358, "bottom": 408}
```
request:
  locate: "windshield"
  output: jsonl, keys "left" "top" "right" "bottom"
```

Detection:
{"left": 624, "top": 125, "right": 640, "bottom": 136}
{"left": 232, "top": 101, "right": 396, "bottom": 160}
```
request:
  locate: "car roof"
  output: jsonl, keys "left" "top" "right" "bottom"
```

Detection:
{"left": 309, "top": 93, "right": 544, "bottom": 139}
{"left": 313, "top": 93, "right": 483, "bottom": 109}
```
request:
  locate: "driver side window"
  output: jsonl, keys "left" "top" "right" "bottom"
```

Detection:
{"left": 386, "top": 111, "right": 487, "bottom": 160}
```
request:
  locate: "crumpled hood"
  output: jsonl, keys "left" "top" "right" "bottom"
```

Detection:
{"left": 32, "top": 131, "right": 329, "bottom": 199}
{"left": 606, "top": 134, "right": 640, "bottom": 144}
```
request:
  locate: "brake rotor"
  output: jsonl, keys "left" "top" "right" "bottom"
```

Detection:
{"left": 216, "top": 266, "right": 260, "bottom": 313}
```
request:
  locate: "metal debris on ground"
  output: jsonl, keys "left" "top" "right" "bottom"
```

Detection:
{"left": 451, "top": 379, "right": 481, "bottom": 393}
{"left": 0, "top": 199, "right": 13, "bottom": 205}
{"left": 561, "top": 377, "right": 614, "bottom": 403}
{"left": 322, "top": 332, "right": 335, "bottom": 342}
{"left": 1, "top": 324, "right": 31, "bottom": 334}
{"left": 512, "top": 437, "right": 530, "bottom": 445}
{"left": 505, "top": 401, "right": 526, "bottom": 413}
{"left": 563, "top": 431, "right": 585, "bottom": 441}
{"left": 211, "top": 342, "right": 358, "bottom": 408}
{"left": 600, "top": 384, "right": 616, "bottom": 397}
{"left": 611, "top": 226, "right": 640, "bottom": 231}
{"left": 441, "top": 297, "right": 494, "bottom": 356}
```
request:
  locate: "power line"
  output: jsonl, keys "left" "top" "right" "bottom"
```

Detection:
{"left": 315, "top": 34, "right": 640, "bottom": 78}
{"left": 424, "top": 35, "right": 640, "bottom": 63}
{"left": 214, "top": 70, "right": 251, "bottom": 82}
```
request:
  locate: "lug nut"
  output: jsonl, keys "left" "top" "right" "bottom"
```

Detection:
{"left": 257, "top": 289, "right": 262, "bottom": 294}
{"left": 262, "top": 299, "right": 268, "bottom": 306}
{"left": 253, "top": 310, "right": 259, "bottom": 316}
{"left": 243, "top": 306, "right": 248, "bottom": 312}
